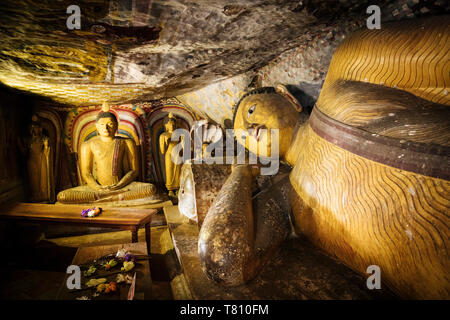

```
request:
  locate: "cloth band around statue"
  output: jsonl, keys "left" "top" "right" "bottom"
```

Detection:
{"left": 309, "top": 106, "right": 450, "bottom": 181}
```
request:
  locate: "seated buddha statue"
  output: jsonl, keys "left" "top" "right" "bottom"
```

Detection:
{"left": 57, "top": 106, "right": 159, "bottom": 205}
{"left": 198, "top": 16, "right": 449, "bottom": 299}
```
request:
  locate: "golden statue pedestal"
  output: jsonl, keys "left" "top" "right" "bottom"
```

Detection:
{"left": 56, "top": 183, "right": 168, "bottom": 208}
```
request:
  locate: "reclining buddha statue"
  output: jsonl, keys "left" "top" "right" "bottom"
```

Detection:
{"left": 198, "top": 16, "right": 449, "bottom": 299}
{"left": 57, "top": 104, "right": 160, "bottom": 205}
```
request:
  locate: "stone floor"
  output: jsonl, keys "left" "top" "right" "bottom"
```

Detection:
{"left": 164, "top": 205, "right": 397, "bottom": 300}
{"left": 0, "top": 217, "right": 174, "bottom": 300}
{"left": 1, "top": 206, "right": 398, "bottom": 300}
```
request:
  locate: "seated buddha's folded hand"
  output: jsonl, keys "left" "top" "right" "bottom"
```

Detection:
{"left": 98, "top": 184, "right": 121, "bottom": 192}
{"left": 107, "top": 184, "right": 124, "bottom": 191}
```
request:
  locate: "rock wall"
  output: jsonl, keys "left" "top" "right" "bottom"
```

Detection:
{"left": 0, "top": 87, "right": 31, "bottom": 204}
{"left": 2, "top": 0, "right": 446, "bottom": 108}
{"left": 175, "top": 1, "right": 449, "bottom": 125}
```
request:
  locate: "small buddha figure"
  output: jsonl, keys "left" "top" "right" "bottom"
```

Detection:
{"left": 190, "top": 120, "right": 223, "bottom": 160}
{"left": 57, "top": 103, "right": 158, "bottom": 204}
{"left": 25, "top": 114, "right": 54, "bottom": 202}
{"left": 159, "top": 113, "right": 182, "bottom": 197}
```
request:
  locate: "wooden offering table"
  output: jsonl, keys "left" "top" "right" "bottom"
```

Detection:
{"left": 57, "top": 243, "right": 152, "bottom": 300}
{"left": 0, "top": 203, "right": 157, "bottom": 254}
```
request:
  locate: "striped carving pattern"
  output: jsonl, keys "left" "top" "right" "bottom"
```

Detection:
{"left": 318, "top": 16, "right": 449, "bottom": 106}
{"left": 290, "top": 125, "right": 449, "bottom": 299}
{"left": 290, "top": 17, "right": 450, "bottom": 298}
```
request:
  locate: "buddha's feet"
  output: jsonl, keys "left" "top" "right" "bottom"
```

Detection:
{"left": 56, "top": 182, "right": 163, "bottom": 205}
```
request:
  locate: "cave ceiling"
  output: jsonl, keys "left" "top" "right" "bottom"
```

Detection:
{"left": 0, "top": 0, "right": 447, "bottom": 107}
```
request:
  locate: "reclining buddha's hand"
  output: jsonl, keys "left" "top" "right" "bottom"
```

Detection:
{"left": 250, "top": 165, "right": 260, "bottom": 177}
{"left": 231, "top": 163, "right": 260, "bottom": 177}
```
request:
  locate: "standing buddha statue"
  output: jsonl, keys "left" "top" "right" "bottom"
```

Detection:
{"left": 26, "top": 114, "right": 53, "bottom": 202}
{"left": 159, "top": 112, "right": 182, "bottom": 197}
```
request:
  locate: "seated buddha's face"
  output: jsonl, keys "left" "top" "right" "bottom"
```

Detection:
{"left": 96, "top": 117, "right": 118, "bottom": 138}
{"left": 233, "top": 92, "right": 298, "bottom": 158}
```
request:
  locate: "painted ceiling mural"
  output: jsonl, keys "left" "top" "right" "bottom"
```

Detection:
{"left": 0, "top": 0, "right": 446, "bottom": 115}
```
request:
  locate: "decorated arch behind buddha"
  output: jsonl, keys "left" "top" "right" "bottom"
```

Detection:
{"left": 62, "top": 99, "right": 198, "bottom": 188}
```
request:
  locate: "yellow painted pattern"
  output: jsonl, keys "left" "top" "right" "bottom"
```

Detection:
{"left": 289, "top": 17, "right": 450, "bottom": 298}
{"left": 290, "top": 125, "right": 449, "bottom": 299}
{"left": 318, "top": 16, "right": 449, "bottom": 106}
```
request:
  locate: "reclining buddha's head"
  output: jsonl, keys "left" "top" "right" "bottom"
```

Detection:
{"left": 233, "top": 86, "right": 301, "bottom": 159}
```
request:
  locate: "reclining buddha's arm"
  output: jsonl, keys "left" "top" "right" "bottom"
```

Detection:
{"left": 198, "top": 164, "right": 256, "bottom": 286}
{"left": 198, "top": 163, "right": 291, "bottom": 287}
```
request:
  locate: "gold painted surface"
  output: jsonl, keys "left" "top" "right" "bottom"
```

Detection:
{"left": 159, "top": 113, "right": 181, "bottom": 195}
{"left": 234, "top": 90, "right": 299, "bottom": 158}
{"left": 316, "top": 80, "right": 450, "bottom": 146}
{"left": 289, "top": 125, "right": 449, "bottom": 299}
{"left": 318, "top": 16, "right": 449, "bottom": 106}
{"left": 287, "top": 18, "right": 450, "bottom": 298}
{"left": 57, "top": 108, "right": 158, "bottom": 204}
{"left": 229, "top": 17, "right": 449, "bottom": 298}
